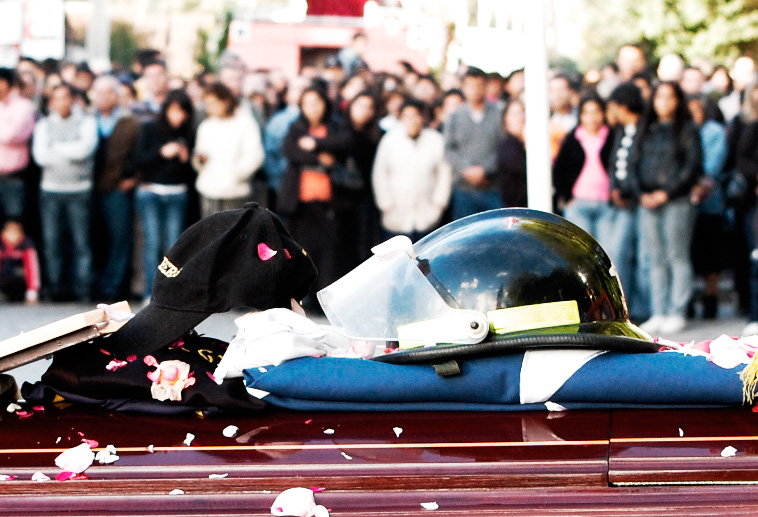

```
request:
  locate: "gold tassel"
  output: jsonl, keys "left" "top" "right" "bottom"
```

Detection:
{"left": 740, "top": 354, "right": 758, "bottom": 405}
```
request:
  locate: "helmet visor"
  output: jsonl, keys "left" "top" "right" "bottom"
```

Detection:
{"left": 317, "top": 248, "right": 488, "bottom": 345}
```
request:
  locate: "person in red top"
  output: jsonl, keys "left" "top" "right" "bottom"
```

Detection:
{"left": 0, "top": 219, "right": 40, "bottom": 304}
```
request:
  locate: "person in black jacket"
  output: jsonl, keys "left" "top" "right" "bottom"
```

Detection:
{"left": 278, "top": 86, "right": 350, "bottom": 305}
{"left": 553, "top": 93, "right": 614, "bottom": 246}
{"left": 496, "top": 98, "right": 527, "bottom": 208}
{"left": 133, "top": 89, "right": 196, "bottom": 303}
{"left": 631, "top": 81, "right": 703, "bottom": 335}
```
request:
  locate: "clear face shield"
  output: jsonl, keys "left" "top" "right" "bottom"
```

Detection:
{"left": 317, "top": 237, "right": 489, "bottom": 348}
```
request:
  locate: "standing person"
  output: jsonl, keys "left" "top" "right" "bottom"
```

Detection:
{"left": 32, "top": 83, "right": 98, "bottom": 301}
{"left": 340, "top": 90, "right": 383, "bottom": 270}
{"left": 687, "top": 94, "right": 728, "bottom": 319}
{"left": 605, "top": 82, "right": 648, "bottom": 321}
{"left": 278, "top": 86, "right": 349, "bottom": 304}
{"left": 734, "top": 80, "right": 758, "bottom": 335}
{"left": 548, "top": 73, "right": 580, "bottom": 159}
{"left": 263, "top": 75, "right": 311, "bottom": 211}
{"left": 631, "top": 81, "right": 703, "bottom": 335}
{"left": 372, "top": 99, "right": 451, "bottom": 242}
{"left": 0, "top": 219, "right": 40, "bottom": 304}
{"left": 553, "top": 93, "right": 614, "bottom": 246}
{"left": 132, "top": 89, "right": 196, "bottom": 303}
{"left": 444, "top": 66, "right": 503, "bottom": 220}
{"left": 496, "top": 98, "right": 528, "bottom": 208}
{"left": 90, "top": 75, "right": 141, "bottom": 302}
{"left": 133, "top": 59, "right": 169, "bottom": 120}
{"left": 192, "top": 82, "right": 264, "bottom": 218}
{"left": 0, "top": 68, "right": 36, "bottom": 222}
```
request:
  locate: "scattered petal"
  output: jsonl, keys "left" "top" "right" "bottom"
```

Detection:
{"left": 0, "top": 475, "right": 17, "bottom": 481}
{"left": 55, "top": 443, "right": 95, "bottom": 474}
{"left": 95, "top": 445, "right": 119, "bottom": 465}
{"left": 55, "top": 472, "right": 75, "bottom": 482}
{"left": 270, "top": 487, "right": 328, "bottom": 517}
{"left": 340, "top": 452, "right": 352, "bottom": 460}
{"left": 81, "top": 439, "right": 99, "bottom": 448}
{"left": 258, "top": 243, "right": 278, "bottom": 261}
{"left": 209, "top": 473, "right": 228, "bottom": 479}
{"left": 147, "top": 445, "right": 155, "bottom": 453}
{"left": 258, "top": 366, "right": 268, "bottom": 373}
{"left": 323, "top": 429, "right": 335, "bottom": 435}
{"left": 545, "top": 401, "right": 568, "bottom": 412}
{"left": 100, "top": 348, "right": 111, "bottom": 356}
{"left": 31, "top": 472, "right": 50, "bottom": 482}
{"left": 6, "top": 403, "right": 21, "bottom": 413}
{"left": 420, "top": 502, "right": 439, "bottom": 510}
{"left": 721, "top": 446, "right": 738, "bottom": 458}
{"left": 393, "top": 427, "right": 403, "bottom": 438}
{"left": 16, "top": 410, "right": 34, "bottom": 418}
{"left": 304, "top": 419, "right": 313, "bottom": 425}
{"left": 223, "top": 425, "right": 239, "bottom": 438}
{"left": 126, "top": 355, "right": 137, "bottom": 362}
{"left": 55, "top": 437, "right": 61, "bottom": 444}
{"left": 106, "top": 359, "right": 128, "bottom": 371}
{"left": 310, "top": 487, "right": 325, "bottom": 493}
{"left": 206, "top": 371, "right": 218, "bottom": 383}
{"left": 284, "top": 248, "right": 292, "bottom": 259}
{"left": 32, "top": 406, "right": 45, "bottom": 412}
{"left": 679, "top": 428, "right": 684, "bottom": 437}
{"left": 184, "top": 433, "right": 195, "bottom": 446}
{"left": 169, "top": 489, "right": 185, "bottom": 495}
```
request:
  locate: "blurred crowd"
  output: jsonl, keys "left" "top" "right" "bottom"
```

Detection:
{"left": 2, "top": 34, "right": 758, "bottom": 336}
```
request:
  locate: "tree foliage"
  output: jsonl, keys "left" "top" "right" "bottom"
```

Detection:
{"left": 577, "top": 0, "right": 758, "bottom": 68}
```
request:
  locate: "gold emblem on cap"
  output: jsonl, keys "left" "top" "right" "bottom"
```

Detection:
{"left": 158, "top": 256, "right": 182, "bottom": 278}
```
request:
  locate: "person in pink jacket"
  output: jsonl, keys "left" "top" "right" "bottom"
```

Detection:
{"left": 0, "top": 68, "right": 36, "bottom": 221}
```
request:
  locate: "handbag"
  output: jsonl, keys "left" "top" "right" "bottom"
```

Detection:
{"left": 725, "top": 170, "right": 750, "bottom": 209}
{"left": 331, "top": 156, "right": 365, "bottom": 191}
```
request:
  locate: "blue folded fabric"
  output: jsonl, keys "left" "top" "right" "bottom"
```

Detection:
{"left": 243, "top": 351, "right": 745, "bottom": 411}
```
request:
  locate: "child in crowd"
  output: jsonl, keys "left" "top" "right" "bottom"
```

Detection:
{"left": 0, "top": 220, "right": 40, "bottom": 304}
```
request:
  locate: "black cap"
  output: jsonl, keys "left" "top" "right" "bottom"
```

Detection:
{"left": 108, "top": 203, "right": 317, "bottom": 356}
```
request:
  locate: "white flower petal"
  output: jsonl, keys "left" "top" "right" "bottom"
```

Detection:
{"left": 421, "top": 502, "right": 439, "bottom": 510}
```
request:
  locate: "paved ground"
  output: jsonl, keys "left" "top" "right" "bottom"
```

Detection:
{"left": 0, "top": 298, "right": 751, "bottom": 388}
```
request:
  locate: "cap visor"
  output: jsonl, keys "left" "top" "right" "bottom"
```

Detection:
{"left": 105, "top": 303, "right": 210, "bottom": 356}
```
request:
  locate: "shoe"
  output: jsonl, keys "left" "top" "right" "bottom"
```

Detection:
{"left": 743, "top": 321, "right": 758, "bottom": 337}
{"left": 659, "top": 315, "right": 687, "bottom": 335}
{"left": 640, "top": 315, "right": 667, "bottom": 334}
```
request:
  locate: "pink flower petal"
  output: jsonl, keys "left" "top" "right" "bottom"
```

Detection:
{"left": 16, "top": 410, "right": 34, "bottom": 419}
{"left": 284, "top": 248, "right": 292, "bottom": 259}
{"left": 99, "top": 349, "right": 111, "bottom": 356}
{"left": 144, "top": 356, "right": 159, "bottom": 367}
{"left": 126, "top": 355, "right": 137, "bottom": 362}
{"left": 32, "top": 406, "right": 45, "bottom": 412}
{"left": 0, "top": 475, "right": 17, "bottom": 481}
{"left": 304, "top": 419, "right": 313, "bottom": 425}
{"left": 206, "top": 371, "right": 217, "bottom": 382}
{"left": 258, "top": 242, "right": 278, "bottom": 261}
{"left": 106, "top": 359, "right": 128, "bottom": 371}
{"left": 56, "top": 471, "right": 75, "bottom": 482}
{"left": 81, "top": 439, "right": 99, "bottom": 448}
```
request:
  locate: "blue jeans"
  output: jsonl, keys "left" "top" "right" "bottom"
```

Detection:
{"left": 136, "top": 187, "right": 187, "bottom": 297}
{"left": 96, "top": 190, "right": 134, "bottom": 299}
{"left": 39, "top": 190, "right": 93, "bottom": 299}
{"left": 638, "top": 198, "right": 696, "bottom": 317}
{"left": 563, "top": 199, "right": 616, "bottom": 252}
{"left": 451, "top": 188, "right": 502, "bottom": 221}
{"left": 0, "top": 174, "right": 25, "bottom": 220}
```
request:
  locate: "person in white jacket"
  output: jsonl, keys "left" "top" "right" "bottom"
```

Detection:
{"left": 193, "top": 82, "right": 263, "bottom": 218}
{"left": 372, "top": 99, "right": 452, "bottom": 241}
{"left": 32, "top": 83, "right": 99, "bottom": 301}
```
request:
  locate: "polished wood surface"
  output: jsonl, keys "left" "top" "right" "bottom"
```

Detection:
{"left": 3, "top": 406, "right": 758, "bottom": 515}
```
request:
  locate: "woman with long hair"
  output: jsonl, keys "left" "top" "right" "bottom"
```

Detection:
{"left": 631, "top": 81, "right": 703, "bottom": 335}
{"left": 278, "top": 86, "right": 350, "bottom": 307}
{"left": 553, "top": 93, "right": 614, "bottom": 243}
{"left": 133, "top": 89, "right": 195, "bottom": 302}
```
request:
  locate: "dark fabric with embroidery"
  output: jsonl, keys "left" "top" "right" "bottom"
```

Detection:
{"left": 21, "top": 333, "right": 266, "bottom": 416}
